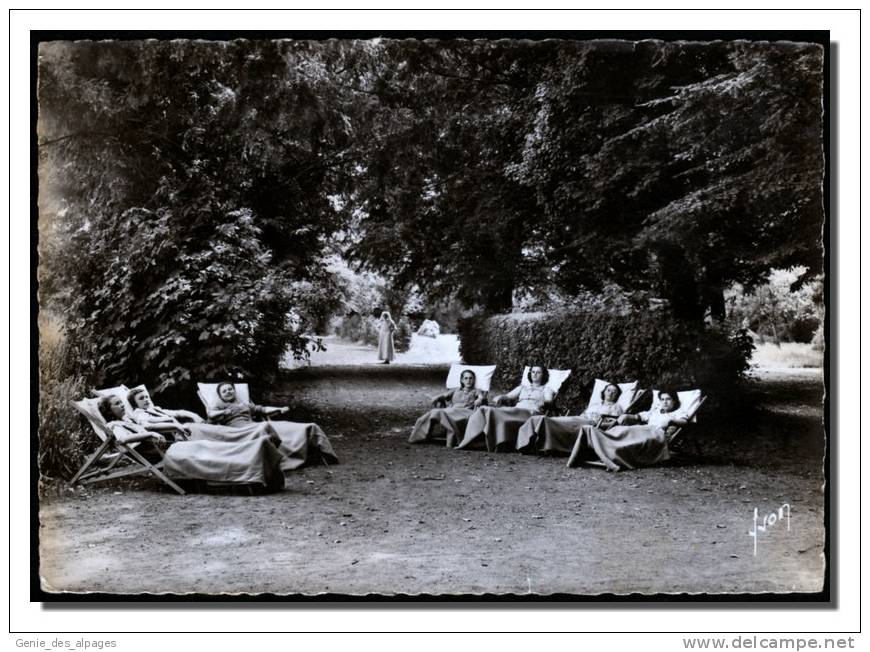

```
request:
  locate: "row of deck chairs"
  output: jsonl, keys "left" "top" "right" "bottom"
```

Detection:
{"left": 436, "top": 363, "right": 707, "bottom": 457}
{"left": 69, "top": 383, "right": 262, "bottom": 495}
{"left": 67, "top": 372, "right": 707, "bottom": 493}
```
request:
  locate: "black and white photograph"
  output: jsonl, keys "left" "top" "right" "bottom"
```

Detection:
{"left": 34, "top": 31, "right": 829, "bottom": 599}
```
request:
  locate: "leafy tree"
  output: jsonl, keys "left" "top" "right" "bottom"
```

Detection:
{"left": 334, "top": 39, "right": 551, "bottom": 312}
{"left": 725, "top": 266, "right": 823, "bottom": 344}
{"left": 38, "top": 37, "right": 826, "bottom": 403}
{"left": 335, "top": 39, "right": 824, "bottom": 321}
{"left": 38, "top": 39, "right": 351, "bottom": 397}
{"left": 508, "top": 40, "right": 825, "bottom": 320}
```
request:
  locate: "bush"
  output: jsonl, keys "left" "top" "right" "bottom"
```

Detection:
{"left": 332, "top": 314, "right": 413, "bottom": 353}
{"left": 458, "top": 309, "right": 753, "bottom": 415}
{"left": 38, "top": 318, "right": 94, "bottom": 480}
{"left": 789, "top": 316, "right": 820, "bottom": 344}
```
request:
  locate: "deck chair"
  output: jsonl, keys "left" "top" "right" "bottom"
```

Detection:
{"left": 578, "top": 384, "right": 647, "bottom": 468}
{"left": 125, "top": 384, "right": 193, "bottom": 441}
{"left": 413, "top": 364, "right": 496, "bottom": 446}
{"left": 68, "top": 397, "right": 186, "bottom": 495}
{"left": 456, "top": 366, "right": 573, "bottom": 452}
{"left": 572, "top": 387, "right": 701, "bottom": 471}
{"left": 436, "top": 363, "right": 496, "bottom": 405}
{"left": 661, "top": 390, "right": 707, "bottom": 457}
{"left": 197, "top": 382, "right": 252, "bottom": 417}
{"left": 93, "top": 385, "right": 135, "bottom": 416}
{"left": 518, "top": 366, "right": 571, "bottom": 416}
{"left": 582, "top": 378, "right": 641, "bottom": 424}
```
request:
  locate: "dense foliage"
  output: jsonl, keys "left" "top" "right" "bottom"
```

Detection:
{"left": 38, "top": 37, "right": 824, "bottom": 405}
{"left": 725, "top": 267, "right": 823, "bottom": 344}
{"left": 38, "top": 40, "right": 350, "bottom": 397}
{"left": 38, "top": 316, "right": 91, "bottom": 479}
{"left": 458, "top": 309, "right": 753, "bottom": 414}
{"left": 333, "top": 39, "right": 825, "bottom": 318}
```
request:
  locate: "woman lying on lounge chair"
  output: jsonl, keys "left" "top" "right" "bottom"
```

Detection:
{"left": 127, "top": 387, "right": 202, "bottom": 441}
{"left": 207, "top": 382, "right": 338, "bottom": 471}
{"left": 517, "top": 382, "right": 626, "bottom": 455}
{"left": 456, "top": 365, "right": 555, "bottom": 452}
{"left": 409, "top": 369, "right": 487, "bottom": 448}
{"left": 97, "top": 395, "right": 168, "bottom": 462}
{"left": 567, "top": 390, "right": 687, "bottom": 471}
{"left": 128, "top": 386, "right": 279, "bottom": 447}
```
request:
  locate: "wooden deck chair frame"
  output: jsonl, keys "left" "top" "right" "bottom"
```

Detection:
{"left": 666, "top": 395, "right": 707, "bottom": 458}
{"left": 580, "top": 391, "right": 706, "bottom": 470}
{"left": 68, "top": 400, "right": 186, "bottom": 495}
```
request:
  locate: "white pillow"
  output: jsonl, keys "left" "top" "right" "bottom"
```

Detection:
{"left": 94, "top": 385, "right": 134, "bottom": 418}
{"left": 586, "top": 379, "right": 640, "bottom": 413}
{"left": 197, "top": 382, "right": 252, "bottom": 412}
{"left": 650, "top": 389, "right": 703, "bottom": 422}
{"left": 520, "top": 367, "right": 571, "bottom": 394}
{"left": 445, "top": 364, "right": 496, "bottom": 392}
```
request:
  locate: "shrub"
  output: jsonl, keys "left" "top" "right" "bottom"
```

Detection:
{"left": 789, "top": 316, "right": 821, "bottom": 344}
{"left": 458, "top": 309, "right": 753, "bottom": 415}
{"left": 38, "top": 317, "right": 94, "bottom": 480}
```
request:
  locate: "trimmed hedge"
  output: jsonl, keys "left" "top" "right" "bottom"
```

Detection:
{"left": 458, "top": 309, "right": 753, "bottom": 414}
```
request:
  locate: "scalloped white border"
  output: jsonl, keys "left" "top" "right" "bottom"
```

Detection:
{"left": 11, "top": 4, "right": 859, "bottom": 643}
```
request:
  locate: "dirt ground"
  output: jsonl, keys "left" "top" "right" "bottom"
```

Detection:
{"left": 38, "top": 341, "right": 826, "bottom": 597}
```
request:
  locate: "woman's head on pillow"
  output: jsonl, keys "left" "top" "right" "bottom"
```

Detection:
{"left": 127, "top": 387, "right": 152, "bottom": 410}
{"left": 217, "top": 382, "right": 237, "bottom": 403}
{"left": 98, "top": 395, "right": 126, "bottom": 422}
{"left": 657, "top": 390, "right": 681, "bottom": 413}
{"left": 460, "top": 369, "right": 477, "bottom": 390}
{"left": 601, "top": 383, "right": 622, "bottom": 403}
{"left": 527, "top": 365, "right": 550, "bottom": 386}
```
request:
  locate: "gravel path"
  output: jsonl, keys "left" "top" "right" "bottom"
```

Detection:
{"left": 38, "top": 351, "right": 825, "bottom": 597}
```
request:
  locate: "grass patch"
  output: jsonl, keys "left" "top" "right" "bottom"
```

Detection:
{"left": 751, "top": 342, "right": 823, "bottom": 368}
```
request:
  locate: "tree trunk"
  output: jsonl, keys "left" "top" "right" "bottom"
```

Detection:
{"left": 483, "top": 283, "right": 514, "bottom": 314}
{"left": 651, "top": 243, "right": 704, "bottom": 322}
{"left": 769, "top": 319, "right": 782, "bottom": 346}
{"left": 704, "top": 282, "right": 727, "bottom": 322}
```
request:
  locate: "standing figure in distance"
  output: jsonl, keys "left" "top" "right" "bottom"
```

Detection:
{"left": 377, "top": 310, "right": 396, "bottom": 364}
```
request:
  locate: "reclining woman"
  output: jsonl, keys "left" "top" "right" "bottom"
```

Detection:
{"left": 208, "top": 382, "right": 338, "bottom": 471}
{"left": 98, "top": 395, "right": 168, "bottom": 462}
{"left": 517, "top": 382, "right": 625, "bottom": 455}
{"left": 128, "top": 386, "right": 277, "bottom": 447}
{"left": 127, "top": 387, "right": 204, "bottom": 442}
{"left": 103, "top": 392, "right": 284, "bottom": 490}
{"left": 568, "top": 389, "right": 686, "bottom": 471}
{"left": 409, "top": 369, "right": 487, "bottom": 448}
{"left": 456, "top": 365, "right": 555, "bottom": 452}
